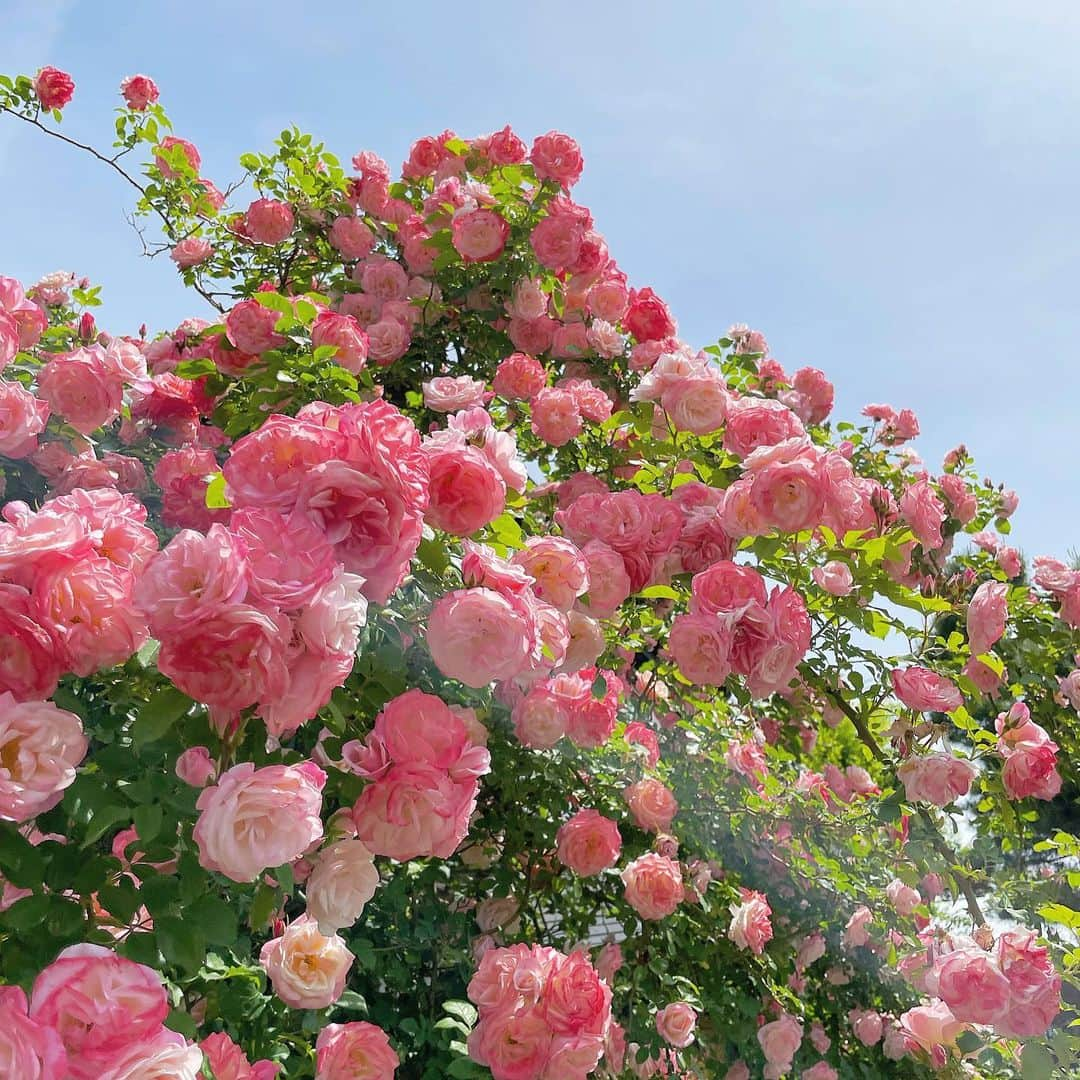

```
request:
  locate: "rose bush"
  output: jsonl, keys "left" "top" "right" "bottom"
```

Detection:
{"left": 0, "top": 66, "right": 1077, "bottom": 1078}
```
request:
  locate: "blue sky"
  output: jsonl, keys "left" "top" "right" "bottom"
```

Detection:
{"left": 2, "top": 0, "right": 1078, "bottom": 559}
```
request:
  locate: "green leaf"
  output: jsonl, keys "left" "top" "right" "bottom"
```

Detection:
{"left": 133, "top": 686, "right": 193, "bottom": 745}
{"left": 416, "top": 536, "right": 450, "bottom": 575}
{"left": 156, "top": 915, "right": 207, "bottom": 972}
{"left": 639, "top": 585, "right": 680, "bottom": 600}
{"left": 204, "top": 471, "right": 231, "bottom": 509}
{"left": 249, "top": 882, "right": 277, "bottom": 930}
{"left": 188, "top": 895, "right": 237, "bottom": 946}
{"left": 442, "top": 1000, "right": 478, "bottom": 1026}
{"left": 1021, "top": 1042, "right": 1055, "bottom": 1080}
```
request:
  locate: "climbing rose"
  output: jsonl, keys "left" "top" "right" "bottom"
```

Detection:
{"left": 556, "top": 809, "right": 622, "bottom": 877}
{"left": 260, "top": 915, "right": 354, "bottom": 1010}
{"left": 119, "top": 74, "right": 159, "bottom": 111}
{"left": 315, "top": 1021, "right": 399, "bottom": 1080}
{"left": 621, "top": 853, "right": 684, "bottom": 920}
{"left": 891, "top": 666, "right": 963, "bottom": 713}
{"left": 655, "top": 1002, "right": 697, "bottom": 1048}
{"left": 306, "top": 838, "right": 379, "bottom": 936}
{"left": 728, "top": 888, "right": 773, "bottom": 954}
{"left": 33, "top": 67, "right": 75, "bottom": 110}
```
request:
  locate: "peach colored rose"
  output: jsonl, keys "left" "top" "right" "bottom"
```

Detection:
{"left": 315, "top": 1021, "right": 399, "bottom": 1080}
{"left": 556, "top": 809, "right": 622, "bottom": 877}
{"left": 655, "top": 1002, "right": 697, "bottom": 1048}
{"left": 306, "top": 837, "right": 379, "bottom": 936}
{"left": 621, "top": 853, "right": 684, "bottom": 920}
{"left": 260, "top": 915, "right": 353, "bottom": 1010}
{"left": 622, "top": 778, "right": 678, "bottom": 834}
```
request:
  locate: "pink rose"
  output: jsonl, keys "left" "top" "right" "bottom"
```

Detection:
{"left": 260, "top": 914, "right": 353, "bottom": 1010}
{"left": 512, "top": 685, "right": 569, "bottom": 749}
{"left": 750, "top": 456, "right": 827, "bottom": 533}
{"left": 802, "top": 1063, "right": 838, "bottom": 1080}
{"left": 311, "top": 311, "right": 369, "bottom": 373}
{"left": 655, "top": 1002, "right": 697, "bottom": 1048}
{"left": 493, "top": 352, "right": 546, "bottom": 400}
{"left": 900, "top": 479, "right": 946, "bottom": 550}
{"left": 933, "top": 947, "right": 1011, "bottom": 1025}
{"left": 530, "top": 387, "right": 583, "bottom": 446}
{"left": 890, "top": 666, "right": 963, "bottom": 713}
{"left": 428, "top": 588, "right": 533, "bottom": 687}
{"left": 690, "top": 560, "right": 768, "bottom": 616}
{"left": 577, "top": 540, "right": 630, "bottom": 619}
{"left": 886, "top": 879, "right": 922, "bottom": 916}
{"left": 1002, "top": 745, "right": 1062, "bottom": 801}
{"left": 422, "top": 375, "right": 486, "bottom": 413}
{"left": 0, "top": 984, "right": 67, "bottom": 1078}
{"left": 306, "top": 837, "right": 379, "bottom": 936}
{"left": 193, "top": 761, "right": 325, "bottom": 882}
{"left": 365, "top": 317, "right": 411, "bottom": 366}
{"left": 315, "top": 1021, "right": 399, "bottom": 1080}
{"left": 199, "top": 1032, "right": 278, "bottom": 1080}
{"left": 0, "top": 309, "right": 18, "bottom": 368}
{"left": 967, "top": 581, "right": 1008, "bottom": 657}
{"left": 243, "top": 198, "right": 295, "bottom": 245}
{"left": 625, "top": 287, "right": 676, "bottom": 343}
{"left": 329, "top": 215, "right": 376, "bottom": 260}
{"left": 588, "top": 276, "right": 630, "bottom": 323}
{"left": 425, "top": 440, "right": 506, "bottom": 536}
{"left": 728, "top": 888, "right": 773, "bottom": 954}
{"left": 723, "top": 397, "right": 806, "bottom": 459}
{"left": 530, "top": 131, "right": 584, "bottom": 187}
{"left": 0, "top": 379, "right": 49, "bottom": 457}
{"left": 844, "top": 905, "right": 873, "bottom": 948}
{"left": 757, "top": 1014, "right": 802, "bottom": 1070}
{"left": 622, "top": 778, "right": 678, "bottom": 834}
{"left": 660, "top": 372, "right": 729, "bottom": 434}
{"left": 154, "top": 135, "right": 201, "bottom": 178}
{"left": 452, "top": 208, "right": 510, "bottom": 262}
{"left": 29, "top": 944, "right": 168, "bottom": 1079}
{"left": 900, "top": 999, "right": 964, "bottom": 1057}
{"left": 158, "top": 603, "right": 290, "bottom": 710}
{"left": 850, "top": 1008, "right": 883, "bottom": 1046}
{"left": 96, "top": 1028, "right": 203, "bottom": 1078}
{"left": 174, "top": 746, "right": 216, "bottom": 788}
{"left": 33, "top": 66, "right": 75, "bottom": 110}
{"left": 512, "top": 536, "right": 589, "bottom": 612}
{"left": 119, "top": 73, "right": 159, "bottom": 110}
{"left": 669, "top": 613, "right": 734, "bottom": 686}
{"left": 556, "top": 809, "right": 622, "bottom": 877}
{"left": 812, "top": 560, "right": 854, "bottom": 596}
{"left": 621, "top": 853, "right": 684, "bottom": 920}
{"left": 996, "top": 929, "right": 1061, "bottom": 1037}
{"left": 37, "top": 348, "right": 122, "bottom": 434}
{"left": 897, "top": 753, "right": 976, "bottom": 806}
{"left": 225, "top": 299, "right": 286, "bottom": 354}
{"left": 964, "top": 655, "right": 1004, "bottom": 694}
{"left": 484, "top": 125, "right": 528, "bottom": 165}
{"left": 170, "top": 236, "right": 212, "bottom": 269}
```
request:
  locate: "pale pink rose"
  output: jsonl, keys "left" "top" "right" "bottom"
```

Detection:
{"left": 174, "top": 746, "right": 216, "bottom": 788}
{"left": 801, "top": 1063, "right": 838, "bottom": 1080}
{"left": 723, "top": 397, "right": 805, "bottom": 458}
{"left": 595, "top": 942, "right": 623, "bottom": 987}
{"left": 809, "top": 1022, "right": 830, "bottom": 1054}
{"left": 728, "top": 888, "right": 773, "bottom": 954}
{"left": 549, "top": 321, "right": 588, "bottom": 360}
{"left": 506, "top": 277, "right": 549, "bottom": 321}
{"left": 507, "top": 312, "right": 557, "bottom": 353}
{"left": 0, "top": 984, "right": 67, "bottom": 1078}
{"left": 757, "top": 1014, "right": 802, "bottom": 1071}
{"left": 890, "top": 666, "right": 963, "bottom": 713}
{"left": 493, "top": 352, "right": 545, "bottom": 400}
{"left": 897, "top": 753, "right": 977, "bottom": 806}
{"left": 306, "top": 837, "right": 379, "bottom": 936}
{"left": 995, "top": 930, "right": 1060, "bottom": 1037}
{"left": 587, "top": 276, "right": 630, "bottom": 323}
{"left": 315, "top": 1021, "right": 399, "bottom": 1080}
{"left": 451, "top": 208, "right": 509, "bottom": 262}
{"left": 900, "top": 479, "right": 946, "bottom": 549}
{"left": 622, "top": 778, "right": 678, "bottom": 834}
{"left": 225, "top": 299, "right": 286, "bottom": 354}
{"left": 194, "top": 761, "right": 325, "bottom": 882}
{"left": 530, "top": 387, "right": 583, "bottom": 446}
{"left": 428, "top": 587, "right": 533, "bottom": 687}
{"left": 33, "top": 66, "right": 75, "bottom": 110}
{"left": 655, "top": 1002, "right": 697, "bottom": 1048}
{"left": 967, "top": 581, "right": 1008, "bottom": 657}
{"left": 575, "top": 541, "right": 629, "bottom": 619}
{"left": 0, "top": 309, "right": 18, "bottom": 368}
{"left": 311, "top": 311, "right": 369, "bottom": 373}
{"left": 260, "top": 914, "right": 353, "bottom": 1010}
{"left": 422, "top": 375, "right": 486, "bottom": 413}
{"left": 512, "top": 685, "right": 569, "bottom": 748}
{"left": 661, "top": 372, "right": 729, "bottom": 434}
{"left": 0, "top": 379, "right": 49, "bottom": 457}
{"left": 119, "top": 73, "right": 159, "bottom": 110}
{"left": 886, "top": 879, "right": 922, "bottom": 917}
{"left": 964, "top": 655, "right": 1004, "bottom": 694}
{"left": 621, "top": 853, "right": 684, "bottom": 920}
{"left": 849, "top": 1008, "right": 883, "bottom": 1046}
{"left": 352, "top": 764, "right": 480, "bottom": 861}
{"left": 724, "top": 1063, "right": 750, "bottom": 1080}
{"left": 96, "top": 1028, "right": 202, "bottom": 1079}
{"left": 812, "top": 561, "right": 853, "bottom": 596}
{"left": 719, "top": 476, "right": 768, "bottom": 538}
{"left": 29, "top": 944, "right": 168, "bottom": 1079}
{"left": 1002, "top": 744, "right": 1062, "bottom": 801}
{"left": 359, "top": 255, "right": 409, "bottom": 301}
{"left": 881, "top": 1022, "right": 907, "bottom": 1061}
{"left": 586, "top": 319, "right": 624, "bottom": 359}
{"left": 844, "top": 905, "right": 873, "bottom": 948}
{"left": 530, "top": 131, "right": 584, "bottom": 187}
{"left": 726, "top": 738, "right": 769, "bottom": 791}
{"left": 512, "top": 536, "right": 589, "bottom": 612}
{"left": 669, "top": 613, "right": 734, "bottom": 685}
{"left": 157, "top": 603, "right": 290, "bottom": 710}
{"left": 556, "top": 809, "right": 622, "bottom": 877}
{"left": 932, "top": 947, "right": 1011, "bottom": 1025}
{"left": 365, "top": 317, "right": 411, "bottom": 365}
{"left": 170, "top": 236, "right": 212, "bottom": 269}
{"left": 900, "top": 999, "right": 964, "bottom": 1057}
{"left": 996, "top": 545, "right": 1022, "bottom": 578}
{"left": 37, "top": 348, "right": 122, "bottom": 434}
{"left": 329, "top": 215, "right": 376, "bottom": 260}
{"left": 134, "top": 524, "right": 248, "bottom": 636}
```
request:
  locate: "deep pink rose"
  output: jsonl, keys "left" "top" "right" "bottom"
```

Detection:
{"left": 493, "top": 352, "right": 546, "bottom": 400}
{"left": 723, "top": 397, "right": 806, "bottom": 458}
{"left": 194, "top": 761, "right": 325, "bottom": 882}
{"left": 0, "top": 985, "right": 67, "bottom": 1079}
{"left": 225, "top": 299, "right": 286, "bottom": 354}
{"left": 37, "top": 348, "right": 122, "bottom": 434}
{"left": 154, "top": 135, "right": 201, "bottom": 179}
{"left": 530, "top": 131, "right": 584, "bottom": 187}
{"left": 243, "top": 198, "right": 295, "bottom": 245}
{"left": 669, "top": 612, "right": 733, "bottom": 685}
{"left": 119, "top": 73, "right": 159, "bottom": 110}
{"left": 33, "top": 66, "right": 75, "bottom": 110}
{"left": 425, "top": 440, "right": 506, "bottom": 536}
{"left": 556, "top": 809, "right": 622, "bottom": 877}
{"left": 625, "top": 287, "right": 676, "bottom": 343}
{"left": 0, "top": 379, "right": 49, "bottom": 457}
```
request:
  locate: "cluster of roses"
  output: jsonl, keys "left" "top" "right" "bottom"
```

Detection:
{"left": 1033, "top": 554, "right": 1080, "bottom": 628}
{"left": 668, "top": 560, "right": 811, "bottom": 697}
{"left": 467, "top": 944, "right": 613, "bottom": 1080}
{"left": 347, "top": 689, "right": 491, "bottom": 861}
